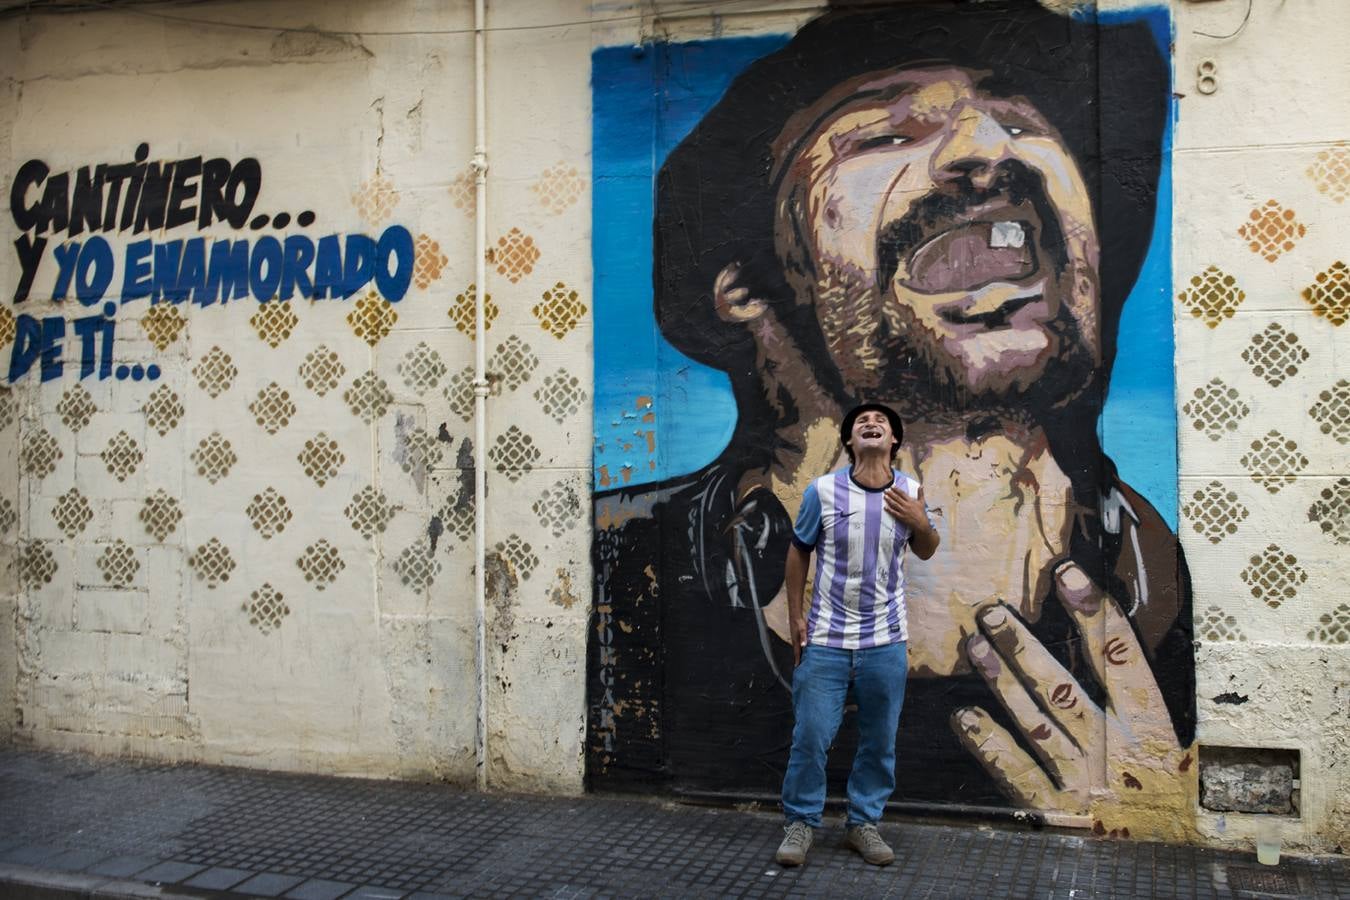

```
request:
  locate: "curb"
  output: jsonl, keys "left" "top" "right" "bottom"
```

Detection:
{"left": 0, "top": 864, "right": 197, "bottom": 899}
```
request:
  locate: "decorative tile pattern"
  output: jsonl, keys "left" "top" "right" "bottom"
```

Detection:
{"left": 249, "top": 383, "right": 296, "bottom": 434}
{"left": 191, "top": 432, "right": 236, "bottom": 484}
{"left": 393, "top": 541, "right": 441, "bottom": 591}
{"left": 492, "top": 228, "right": 540, "bottom": 283}
{"left": 1183, "top": 378, "right": 1250, "bottom": 441}
{"left": 1302, "top": 260, "right": 1350, "bottom": 326}
{"left": 449, "top": 284, "right": 498, "bottom": 338}
{"left": 298, "top": 432, "right": 345, "bottom": 487}
{"left": 246, "top": 488, "right": 292, "bottom": 539}
{"left": 491, "top": 336, "right": 537, "bottom": 392}
{"left": 56, "top": 384, "right": 97, "bottom": 431}
{"left": 1240, "top": 544, "right": 1306, "bottom": 608}
{"left": 139, "top": 489, "right": 182, "bottom": 541}
{"left": 397, "top": 342, "right": 447, "bottom": 395}
{"left": 495, "top": 534, "right": 538, "bottom": 581}
{"left": 1182, "top": 481, "right": 1247, "bottom": 545}
{"left": 101, "top": 431, "right": 142, "bottom": 483}
{"left": 448, "top": 168, "right": 475, "bottom": 215}
{"left": 344, "top": 371, "right": 393, "bottom": 423}
{"left": 347, "top": 291, "right": 398, "bottom": 346}
{"left": 444, "top": 368, "right": 472, "bottom": 422}
{"left": 141, "top": 303, "right": 186, "bottom": 350}
{"left": 143, "top": 385, "right": 184, "bottom": 436}
{"left": 1239, "top": 430, "right": 1308, "bottom": 493}
{"left": 1308, "top": 145, "right": 1350, "bottom": 203}
{"left": 0, "top": 306, "right": 13, "bottom": 348}
{"left": 352, "top": 174, "right": 398, "bottom": 227}
{"left": 530, "top": 164, "right": 585, "bottom": 215}
{"left": 297, "top": 539, "right": 345, "bottom": 591}
{"left": 1238, "top": 200, "right": 1306, "bottom": 262}
{"left": 1199, "top": 605, "right": 1245, "bottom": 642}
{"left": 189, "top": 538, "right": 235, "bottom": 588}
{"left": 0, "top": 387, "right": 14, "bottom": 431}
{"left": 488, "top": 426, "right": 540, "bottom": 481}
{"left": 1241, "top": 323, "right": 1308, "bottom": 388}
{"left": 1309, "top": 379, "right": 1350, "bottom": 443}
{"left": 534, "top": 369, "right": 585, "bottom": 424}
{"left": 1308, "top": 604, "right": 1350, "bottom": 644}
{"left": 1176, "top": 266, "right": 1244, "bottom": 328}
{"left": 96, "top": 540, "right": 139, "bottom": 589}
{"left": 399, "top": 428, "right": 443, "bottom": 475}
{"left": 21, "top": 427, "right": 62, "bottom": 478}
{"left": 0, "top": 497, "right": 15, "bottom": 535}
{"left": 250, "top": 301, "right": 299, "bottom": 347}
{"left": 299, "top": 345, "right": 345, "bottom": 397}
{"left": 19, "top": 540, "right": 57, "bottom": 588}
{"left": 414, "top": 234, "right": 449, "bottom": 290}
{"left": 194, "top": 346, "right": 238, "bottom": 398}
{"left": 53, "top": 487, "right": 93, "bottom": 539}
{"left": 244, "top": 583, "right": 289, "bottom": 634}
{"left": 345, "top": 486, "right": 395, "bottom": 539}
{"left": 1308, "top": 478, "right": 1350, "bottom": 545}
{"left": 533, "top": 282, "right": 588, "bottom": 339}
{"left": 533, "top": 480, "right": 581, "bottom": 538}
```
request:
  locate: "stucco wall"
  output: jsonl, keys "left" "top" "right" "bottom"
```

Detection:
{"left": 0, "top": 0, "right": 594, "bottom": 790}
{"left": 1174, "top": 0, "right": 1350, "bottom": 854}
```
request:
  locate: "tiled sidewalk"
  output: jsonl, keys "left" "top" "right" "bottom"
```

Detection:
{"left": 0, "top": 749, "right": 1346, "bottom": 899}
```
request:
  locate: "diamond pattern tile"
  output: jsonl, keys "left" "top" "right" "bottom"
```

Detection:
{"left": 1239, "top": 430, "right": 1308, "bottom": 493}
{"left": 189, "top": 538, "right": 236, "bottom": 588}
{"left": 245, "top": 583, "right": 289, "bottom": 634}
{"left": 1309, "top": 379, "right": 1350, "bottom": 443}
{"left": 191, "top": 432, "right": 236, "bottom": 484}
{"left": 143, "top": 385, "right": 184, "bottom": 436}
{"left": 56, "top": 384, "right": 97, "bottom": 432}
{"left": 300, "top": 345, "right": 345, "bottom": 397}
{"left": 348, "top": 291, "right": 398, "bottom": 346}
{"left": 344, "top": 371, "right": 393, "bottom": 424}
{"left": 249, "top": 383, "right": 296, "bottom": 434}
{"left": 1241, "top": 323, "right": 1308, "bottom": 388}
{"left": 1176, "top": 266, "right": 1244, "bottom": 328}
{"left": 194, "top": 346, "right": 238, "bottom": 398}
{"left": 1302, "top": 260, "right": 1350, "bottom": 326}
{"left": 1182, "top": 480, "right": 1247, "bottom": 545}
{"left": 1238, "top": 200, "right": 1306, "bottom": 262}
{"left": 52, "top": 487, "right": 93, "bottom": 539}
{"left": 1309, "top": 478, "right": 1350, "bottom": 545}
{"left": 1308, "top": 145, "right": 1350, "bottom": 203}
{"left": 102, "top": 431, "right": 143, "bottom": 483}
{"left": 298, "top": 433, "right": 345, "bottom": 487}
{"left": 246, "top": 488, "right": 292, "bottom": 539}
{"left": 141, "top": 303, "right": 186, "bottom": 351}
{"left": 1183, "top": 378, "right": 1250, "bottom": 441}
{"left": 1239, "top": 544, "right": 1306, "bottom": 608}
{"left": 250, "top": 302, "right": 299, "bottom": 347}
{"left": 140, "top": 489, "right": 182, "bottom": 541}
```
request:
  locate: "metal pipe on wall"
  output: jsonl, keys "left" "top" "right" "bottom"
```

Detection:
{"left": 471, "top": 0, "right": 490, "bottom": 793}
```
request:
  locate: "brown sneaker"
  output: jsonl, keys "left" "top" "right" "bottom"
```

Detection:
{"left": 775, "top": 821, "right": 813, "bottom": 867}
{"left": 845, "top": 823, "right": 894, "bottom": 866}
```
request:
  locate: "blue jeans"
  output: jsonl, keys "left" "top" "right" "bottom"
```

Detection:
{"left": 781, "top": 642, "right": 907, "bottom": 828}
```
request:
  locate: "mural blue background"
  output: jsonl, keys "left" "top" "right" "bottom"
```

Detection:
{"left": 592, "top": 8, "right": 1176, "bottom": 528}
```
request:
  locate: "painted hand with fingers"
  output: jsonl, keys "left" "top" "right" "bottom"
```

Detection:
{"left": 950, "top": 559, "right": 1197, "bottom": 841}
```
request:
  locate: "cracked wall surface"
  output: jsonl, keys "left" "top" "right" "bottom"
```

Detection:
{"left": 0, "top": 0, "right": 593, "bottom": 789}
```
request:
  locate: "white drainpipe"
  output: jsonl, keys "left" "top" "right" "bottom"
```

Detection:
{"left": 470, "top": 0, "right": 490, "bottom": 792}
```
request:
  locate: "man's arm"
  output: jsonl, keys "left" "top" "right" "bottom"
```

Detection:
{"left": 885, "top": 484, "right": 939, "bottom": 560}
{"left": 785, "top": 544, "right": 811, "bottom": 667}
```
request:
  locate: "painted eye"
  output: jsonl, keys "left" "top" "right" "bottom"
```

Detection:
{"left": 1005, "top": 125, "right": 1026, "bottom": 137}
{"left": 857, "top": 134, "right": 911, "bottom": 151}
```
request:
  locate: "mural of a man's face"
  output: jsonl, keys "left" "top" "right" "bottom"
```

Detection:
{"left": 773, "top": 66, "right": 1102, "bottom": 405}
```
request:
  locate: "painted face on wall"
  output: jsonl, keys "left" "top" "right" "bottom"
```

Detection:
{"left": 773, "top": 66, "right": 1102, "bottom": 404}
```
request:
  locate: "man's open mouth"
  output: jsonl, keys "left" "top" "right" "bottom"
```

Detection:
{"left": 898, "top": 204, "right": 1042, "bottom": 296}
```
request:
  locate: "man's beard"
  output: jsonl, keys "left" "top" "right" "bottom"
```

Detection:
{"left": 810, "top": 256, "right": 1098, "bottom": 419}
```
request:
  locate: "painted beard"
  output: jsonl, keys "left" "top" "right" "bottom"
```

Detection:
{"left": 808, "top": 165, "right": 1100, "bottom": 415}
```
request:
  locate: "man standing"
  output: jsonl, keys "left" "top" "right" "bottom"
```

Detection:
{"left": 776, "top": 403, "right": 937, "bottom": 867}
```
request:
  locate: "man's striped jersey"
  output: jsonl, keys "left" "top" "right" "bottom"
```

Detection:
{"left": 791, "top": 467, "right": 934, "bottom": 650}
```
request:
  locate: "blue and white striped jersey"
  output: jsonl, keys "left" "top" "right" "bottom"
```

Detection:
{"left": 791, "top": 467, "right": 933, "bottom": 650}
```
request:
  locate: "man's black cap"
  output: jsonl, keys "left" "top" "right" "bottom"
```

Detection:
{"left": 841, "top": 402, "right": 904, "bottom": 452}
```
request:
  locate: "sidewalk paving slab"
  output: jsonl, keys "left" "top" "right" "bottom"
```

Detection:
{"left": 2, "top": 748, "right": 1347, "bottom": 898}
